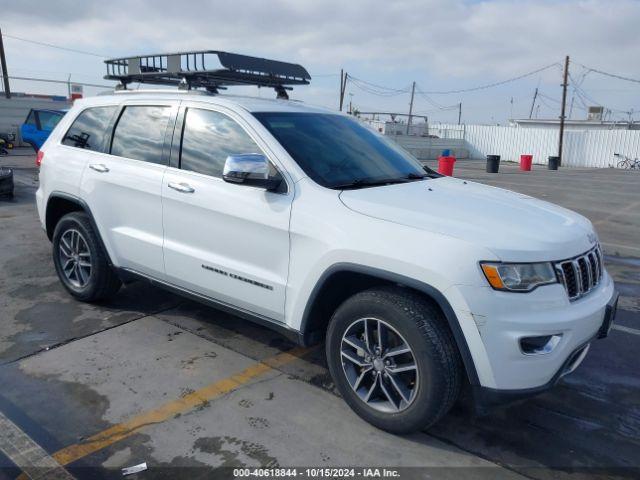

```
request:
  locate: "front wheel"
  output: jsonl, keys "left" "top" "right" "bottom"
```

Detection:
{"left": 326, "top": 286, "right": 462, "bottom": 433}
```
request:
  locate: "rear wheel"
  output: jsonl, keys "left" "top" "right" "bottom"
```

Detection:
{"left": 52, "top": 212, "right": 121, "bottom": 302}
{"left": 326, "top": 286, "right": 462, "bottom": 433}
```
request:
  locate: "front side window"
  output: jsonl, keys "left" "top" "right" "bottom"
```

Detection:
{"left": 253, "top": 112, "right": 428, "bottom": 188}
{"left": 180, "top": 108, "right": 265, "bottom": 178}
{"left": 62, "top": 106, "right": 117, "bottom": 152}
{"left": 38, "top": 111, "right": 64, "bottom": 130}
{"left": 111, "top": 106, "right": 171, "bottom": 164}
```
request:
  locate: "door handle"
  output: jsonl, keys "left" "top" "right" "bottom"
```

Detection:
{"left": 168, "top": 182, "right": 195, "bottom": 194}
{"left": 89, "top": 163, "right": 109, "bottom": 173}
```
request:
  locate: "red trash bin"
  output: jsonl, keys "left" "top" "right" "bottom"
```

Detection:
{"left": 438, "top": 155, "right": 456, "bottom": 176}
{"left": 520, "top": 154, "right": 533, "bottom": 171}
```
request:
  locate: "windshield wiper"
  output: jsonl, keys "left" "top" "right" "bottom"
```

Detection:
{"left": 405, "top": 172, "right": 427, "bottom": 179}
{"left": 422, "top": 166, "right": 442, "bottom": 178}
{"left": 330, "top": 177, "right": 410, "bottom": 190}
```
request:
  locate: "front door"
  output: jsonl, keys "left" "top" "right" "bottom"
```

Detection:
{"left": 162, "top": 104, "right": 292, "bottom": 321}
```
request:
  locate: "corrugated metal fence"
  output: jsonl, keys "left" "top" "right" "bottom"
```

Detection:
{"left": 431, "top": 123, "right": 640, "bottom": 168}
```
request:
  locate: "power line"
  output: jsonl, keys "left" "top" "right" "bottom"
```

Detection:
{"left": 348, "top": 77, "right": 412, "bottom": 97}
{"left": 414, "top": 85, "right": 459, "bottom": 110}
{"left": 575, "top": 62, "right": 640, "bottom": 84}
{"left": 568, "top": 71, "right": 632, "bottom": 114}
{"left": 2, "top": 33, "right": 108, "bottom": 58}
{"left": 416, "top": 63, "right": 561, "bottom": 94}
{"left": 347, "top": 75, "right": 411, "bottom": 94}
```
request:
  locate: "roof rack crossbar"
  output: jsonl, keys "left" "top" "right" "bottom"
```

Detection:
{"left": 105, "top": 50, "right": 310, "bottom": 99}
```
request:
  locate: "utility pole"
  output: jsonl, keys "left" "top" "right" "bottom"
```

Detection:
{"left": 558, "top": 55, "right": 569, "bottom": 164}
{"left": 339, "top": 71, "right": 348, "bottom": 112}
{"left": 528, "top": 88, "right": 538, "bottom": 119}
{"left": 339, "top": 69, "right": 345, "bottom": 111}
{"left": 406, "top": 81, "right": 415, "bottom": 135}
{"left": 457, "top": 102, "right": 462, "bottom": 125}
{"left": 0, "top": 28, "right": 11, "bottom": 99}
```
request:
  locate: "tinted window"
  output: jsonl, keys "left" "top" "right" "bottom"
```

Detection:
{"left": 38, "top": 111, "right": 64, "bottom": 130}
{"left": 254, "top": 112, "right": 426, "bottom": 188}
{"left": 62, "top": 106, "right": 117, "bottom": 152}
{"left": 111, "top": 106, "right": 171, "bottom": 164}
{"left": 180, "top": 108, "right": 264, "bottom": 178}
{"left": 25, "top": 111, "right": 37, "bottom": 127}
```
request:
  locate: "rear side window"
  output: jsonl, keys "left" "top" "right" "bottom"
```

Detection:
{"left": 62, "top": 106, "right": 117, "bottom": 152}
{"left": 180, "top": 108, "right": 263, "bottom": 178}
{"left": 38, "top": 111, "right": 64, "bottom": 130}
{"left": 111, "top": 106, "right": 171, "bottom": 164}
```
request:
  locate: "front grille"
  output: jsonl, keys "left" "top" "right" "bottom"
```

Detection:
{"left": 555, "top": 245, "right": 603, "bottom": 301}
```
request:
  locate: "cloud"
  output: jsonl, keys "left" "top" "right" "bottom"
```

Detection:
{"left": 1, "top": 0, "right": 639, "bottom": 122}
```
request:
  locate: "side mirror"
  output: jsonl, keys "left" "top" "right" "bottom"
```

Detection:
{"left": 222, "top": 154, "right": 280, "bottom": 190}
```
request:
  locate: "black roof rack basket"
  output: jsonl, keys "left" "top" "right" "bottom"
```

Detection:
{"left": 104, "top": 50, "right": 310, "bottom": 99}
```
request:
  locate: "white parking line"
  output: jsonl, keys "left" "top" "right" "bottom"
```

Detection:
{"left": 0, "top": 411, "right": 75, "bottom": 480}
{"left": 613, "top": 324, "right": 640, "bottom": 336}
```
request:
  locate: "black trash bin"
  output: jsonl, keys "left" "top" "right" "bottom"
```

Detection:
{"left": 486, "top": 155, "right": 500, "bottom": 173}
{"left": 548, "top": 156, "right": 560, "bottom": 170}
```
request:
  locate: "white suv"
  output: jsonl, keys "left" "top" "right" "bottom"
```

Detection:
{"left": 36, "top": 91, "right": 617, "bottom": 433}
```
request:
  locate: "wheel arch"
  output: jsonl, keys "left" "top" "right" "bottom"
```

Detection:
{"left": 45, "top": 192, "right": 113, "bottom": 265}
{"left": 299, "top": 263, "right": 480, "bottom": 386}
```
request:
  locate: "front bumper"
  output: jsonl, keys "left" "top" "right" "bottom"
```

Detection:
{"left": 447, "top": 270, "right": 616, "bottom": 391}
{"left": 473, "top": 289, "right": 617, "bottom": 409}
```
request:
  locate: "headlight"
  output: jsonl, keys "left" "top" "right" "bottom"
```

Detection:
{"left": 480, "top": 262, "right": 557, "bottom": 292}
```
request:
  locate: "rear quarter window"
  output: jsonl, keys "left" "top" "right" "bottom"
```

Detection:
{"left": 62, "top": 106, "right": 118, "bottom": 152}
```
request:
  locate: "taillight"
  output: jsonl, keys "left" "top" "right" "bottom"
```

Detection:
{"left": 36, "top": 150, "right": 44, "bottom": 167}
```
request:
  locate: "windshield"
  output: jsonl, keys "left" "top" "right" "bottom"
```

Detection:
{"left": 253, "top": 112, "right": 429, "bottom": 188}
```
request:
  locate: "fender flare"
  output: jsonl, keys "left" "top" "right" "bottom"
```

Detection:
{"left": 300, "top": 263, "right": 480, "bottom": 386}
{"left": 46, "top": 191, "right": 114, "bottom": 266}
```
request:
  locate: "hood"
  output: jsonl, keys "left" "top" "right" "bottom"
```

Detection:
{"left": 339, "top": 177, "right": 597, "bottom": 262}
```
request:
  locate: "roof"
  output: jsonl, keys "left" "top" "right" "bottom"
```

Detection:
{"left": 83, "top": 91, "right": 335, "bottom": 114}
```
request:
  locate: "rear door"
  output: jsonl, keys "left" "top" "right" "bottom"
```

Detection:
{"left": 161, "top": 103, "right": 293, "bottom": 321}
{"left": 79, "top": 100, "right": 178, "bottom": 278}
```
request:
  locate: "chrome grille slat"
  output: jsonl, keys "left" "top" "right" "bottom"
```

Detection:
{"left": 556, "top": 245, "right": 602, "bottom": 301}
{"left": 587, "top": 252, "right": 597, "bottom": 287}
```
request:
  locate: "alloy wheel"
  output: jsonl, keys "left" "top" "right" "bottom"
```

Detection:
{"left": 58, "top": 228, "right": 92, "bottom": 288}
{"left": 340, "top": 317, "right": 418, "bottom": 413}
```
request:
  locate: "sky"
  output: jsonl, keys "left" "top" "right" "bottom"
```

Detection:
{"left": 1, "top": 0, "right": 639, "bottom": 124}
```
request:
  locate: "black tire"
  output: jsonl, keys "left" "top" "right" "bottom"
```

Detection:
{"left": 52, "top": 211, "right": 121, "bottom": 302}
{"left": 326, "top": 286, "right": 462, "bottom": 433}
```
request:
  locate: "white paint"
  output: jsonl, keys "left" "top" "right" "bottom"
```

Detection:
{"left": 613, "top": 324, "right": 640, "bottom": 336}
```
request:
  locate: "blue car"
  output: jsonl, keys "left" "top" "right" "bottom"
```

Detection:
{"left": 21, "top": 109, "right": 66, "bottom": 151}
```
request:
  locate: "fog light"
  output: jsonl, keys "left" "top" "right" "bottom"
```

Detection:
{"left": 520, "top": 334, "right": 562, "bottom": 355}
